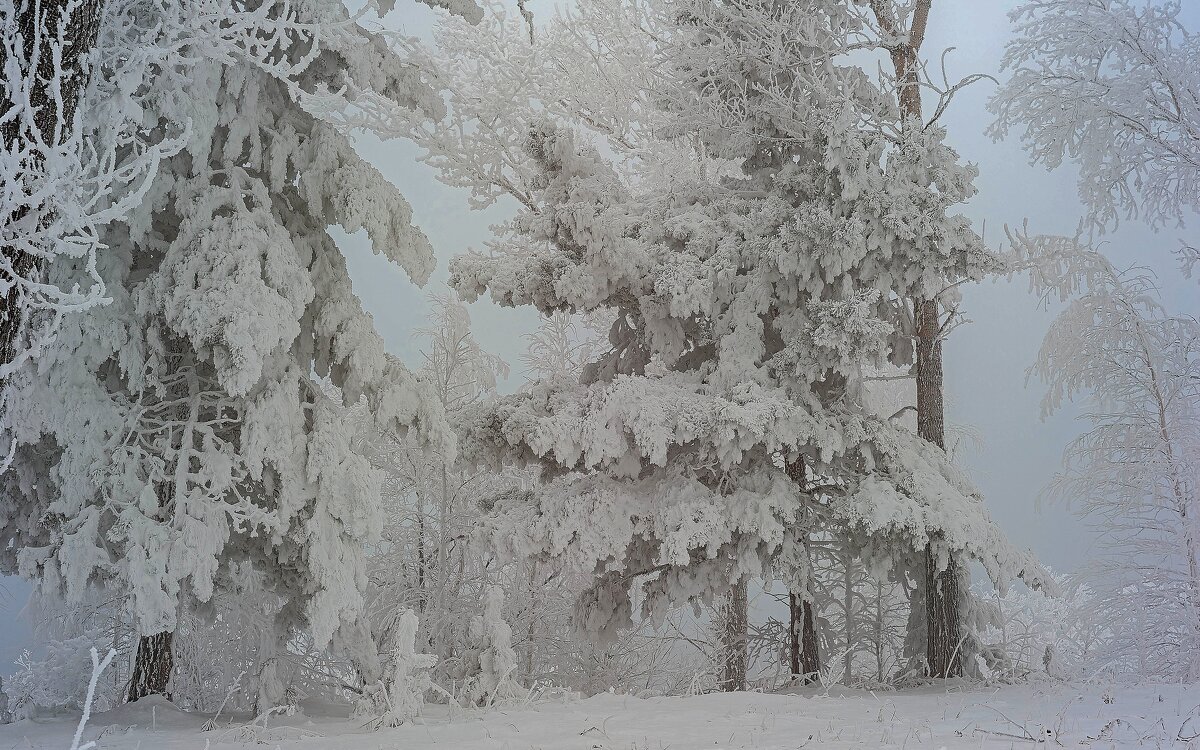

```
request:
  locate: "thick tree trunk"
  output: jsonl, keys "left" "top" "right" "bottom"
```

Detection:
{"left": 915, "top": 298, "right": 964, "bottom": 677}
{"left": 719, "top": 578, "right": 748, "bottom": 692}
{"left": 870, "top": 0, "right": 969, "bottom": 680}
{"left": 789, "top": 593, "right": 820, "bottom": 684}
{"left": 783, "top": 455, "right": 820, "bottom": 684}
{"left": 801, "top": 597, "right": 819, "bottom": 682}
{"left": 0, "top": 0, "right": 103, "bottom": 376}
{"left": 127, "top": 631, "right": 174, "bottom": 702}
{"left": 902, "top": 564, "right": 927, "bottom": 672}
{"left": 924, "top": 547, "right": 964, "bottom": 677}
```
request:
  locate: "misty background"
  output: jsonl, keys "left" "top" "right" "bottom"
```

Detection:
{"left": 1, "top": 0, "right": 1196, "bottom": 672}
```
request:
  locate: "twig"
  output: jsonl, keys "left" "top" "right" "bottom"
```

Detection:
{"left": 71, "top": 647, "right": 117, "bottom": 750}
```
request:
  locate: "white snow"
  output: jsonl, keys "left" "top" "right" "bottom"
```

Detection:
{"left": 5, "top": 682, "right": 1199, "bottom": 749}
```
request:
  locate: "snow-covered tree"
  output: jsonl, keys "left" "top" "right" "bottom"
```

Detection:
{"left": 1, "top": 0, "right": 104, "bottom": 381}
{"left": 806, "top": 534, "right": 909, "bottom": 685}
{"left": 0, "top": 587, "right": 132, "bottom": 717}
{"left": 361, "top": 293, "right": 510, "bottom": 685}
{"left": 352, "top": 608, "right": 440, "bottom": 726}
{"left": 1013, "top": 230, "right": 1200, "bottom": 680}
{"left": 0, "top": 0, "right": 439, "bottom": 455}
{"left": 990, "top": 0, "right": 1200, "bottom": 236}
{"left": 974, "top": 573, "right": 1113, "bottom": 681}
{"left": 396, "top": 0, "right": 674, "bottom": 212}
{"left": 846, "top": 0, "right": 1011, "bottom": 678}
{"left": 460, "top": 585, "right": 520, "bottom": 705}
{"left": 399, "top": 0, "right": 1033, "bottom": 681}
{"left": 440, "top": 0, "right": 1047, "bottom": 673}
{"left": 989, "top": 0, "right": 1200, "bottom": 681}
{"left": 0, "top": 0, "right": 475, "bottom": 708}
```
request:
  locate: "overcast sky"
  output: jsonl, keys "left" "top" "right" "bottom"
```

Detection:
{"left": 2, "top": 0, "right": 1197, "bottom": 673}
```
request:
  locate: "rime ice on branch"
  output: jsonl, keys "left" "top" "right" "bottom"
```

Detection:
{"left": 0, "top": 0, "right": 478, "bottom": 708}
{"left": 416, "top": 0, "right": 1050, "bottom": 642}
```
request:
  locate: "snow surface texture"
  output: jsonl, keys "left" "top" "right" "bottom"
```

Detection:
{"left": 5, "top": 682, "right": 1199, "bottom": 749}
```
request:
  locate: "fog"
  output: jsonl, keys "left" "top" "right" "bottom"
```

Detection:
{"left": 1, "top": 0, "right": 1197, "bottom": 672}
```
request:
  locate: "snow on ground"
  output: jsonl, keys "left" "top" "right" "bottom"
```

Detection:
{"left": 4, "top": 681, "right": 1200, "bottom": 749}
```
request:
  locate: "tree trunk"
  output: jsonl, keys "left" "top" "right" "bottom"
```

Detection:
{"left": 783, "top": 455, "right": 819, "bottom": 684}
{"left": 923, "top": 546, "right": 964, "bottom": 677}
{"left": 0, "top": 674, "right": 10, "bottom": 723}
{"left": 901, "top": 554, "right": 927, "bottom": 671}
{"left": 128, "top": 631, "right": 173, "bottom": 702}
{"left": 916, "top": 298, "right": 964, "bottom": 677}
{"left": 788, "top": 593, "right": 800, "bottom": 678}
{"left": 870, "top": 0, "right": 967, "bottom": 682}
{"left": 524, "top": 560, "right": 538, "bottom": 686}
{"left": 843, "top": 551, "right": 854, "bottom": 684}
{"left": 0, "top": 0, "right": 104, "bottom": 376}
{"left": 801, "top": 597, "right": 819, "bottom": 682}
{"left": 874, "top": 580, "right": 886, "bottom": 682}
{"left": 789, "top": 593, "right": 820, "bottom": 684}
{"left": 720, "top": 578, "right": 748, "bottom": 691}
{"left": 416, "top": 489, "right": 427, "bottom": 612}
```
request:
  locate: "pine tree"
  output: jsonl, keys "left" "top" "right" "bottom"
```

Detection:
{"left": 861, "top": 0, "right": 977, "bottom": 679}
{"left": 445, "top": 0, "right": 1048, "bottom": 651}
{"left": 0, "top": 0, "right": 474, "bottom": 706}
{"left": 718, "top": 580, "right": 748, "bottom": 691}
{"left": 0, "top": 0, "right": 103, "bottom": 376}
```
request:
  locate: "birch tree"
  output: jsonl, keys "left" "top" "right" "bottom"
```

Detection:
{"left": 1015, "top": 231, "right": 1200, "bottom": 679}
{"left": 990, "top": 0, "right": 1200, "bottom": 236}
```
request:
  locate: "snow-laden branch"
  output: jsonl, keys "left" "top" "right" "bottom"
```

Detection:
{"left": 990, "top": 0, "right": 1200, "bottom": 234}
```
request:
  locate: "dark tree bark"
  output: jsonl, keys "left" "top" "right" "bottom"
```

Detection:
{"left": 923, "top": 545, "right": 964, "bottom": 677}
{"left": 915, "top": 297, "right": 963, "bottom": 677}
{"left": 870, "top": 0, "right": 966, "bottom": 679}
{"left": 789, "top": 593, "right": 820, "bottom": 684}
{"left": 784, "top": 455, "right": 821, "bottom": 684}
{"left": 719, "top": 578, "right": 748, "bottom": 692}
{"left": 0, "top": 0, "right": 104, "bottom": 376}
{"left": 127, "top": 631, "right": 174, "bottom": 702}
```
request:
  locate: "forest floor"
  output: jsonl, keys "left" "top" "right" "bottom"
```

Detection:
{"left": 2, "top": 679, "right": 1199, "bottom": 749}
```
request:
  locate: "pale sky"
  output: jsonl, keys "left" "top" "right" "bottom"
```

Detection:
{"left": 2, "top": 0, "right": 1197, "bottom": 672}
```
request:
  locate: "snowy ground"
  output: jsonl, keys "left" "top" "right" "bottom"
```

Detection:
{"left": 5, "top": 681, "right": 1200, "bottom": 749}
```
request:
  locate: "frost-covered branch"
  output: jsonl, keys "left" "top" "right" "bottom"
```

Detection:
{"left": 1012, "top": 226, "right": 1200, "bottom": 679}
{"left": 990, "top": 0, "right": 1200, "bottom": 233}
{"left": 0, "top": 0, "right": 482, "bottom": 711}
